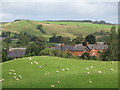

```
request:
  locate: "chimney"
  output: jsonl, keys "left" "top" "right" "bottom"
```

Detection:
{"left": 85, "top": 42, "right": 89, "bottom": 46}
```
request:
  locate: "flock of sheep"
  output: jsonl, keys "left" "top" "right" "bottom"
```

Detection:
{"left": 1, "top": 57, "right": 115, "bottom": 88}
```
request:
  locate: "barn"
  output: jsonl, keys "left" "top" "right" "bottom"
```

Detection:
{"left": 8, "top": 48, "right": 26, "bottom": 58}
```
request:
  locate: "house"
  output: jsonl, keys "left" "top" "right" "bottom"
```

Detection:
{"left": 49, "top": 42, "right": 108, "bottom": 57}
{"left": 8, "top": 48, "right": 26, "bottom": 58}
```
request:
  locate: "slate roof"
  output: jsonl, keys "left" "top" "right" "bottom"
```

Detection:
{"left": 49, "top": 43, "right": 108, "bottom": 51}
{"left": 8, "top": 48, "right": 26, "bottom": 58}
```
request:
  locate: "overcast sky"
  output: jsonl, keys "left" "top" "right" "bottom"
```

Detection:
{"left": 1, "top": 0, "right": 118, "bottom": 24}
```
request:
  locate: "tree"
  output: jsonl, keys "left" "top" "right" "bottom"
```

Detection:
{"left": 3, "top": 37, "right": 12, "bottom": 43}
{"left": 72, "top": 34, "right": 84, "bottom": 44}
{"left": 37, "top": 25, "right": 46, "bottom": 34}
{"left": 85, "top": 34, "right": 96, "bottom": 44}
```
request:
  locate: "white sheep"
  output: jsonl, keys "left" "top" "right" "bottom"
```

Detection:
{"left": 9, "top": 72, "right": 12, "bottom": 75}
{"left": 19, "top": 75, "right": 22, "bottom": 78}
{"left": 51, "top": 85, "right": 55, "bottom": 87}
{"left": 86, "top": 68, "right": 89, "bottom": 70}
{"left": 111, "top": 62, "right": 114, "bottom": 64}
{"left": 28, "top": 57, "right": 32, "bottom": 60}
{"left": 0, "top": 80, "right": 2, "bottom": 82}
{"left": 66, "top": 68, "right": 69, "bottom": 71}
{"left": 30, "top": 62, "right": 33, "bottom": 64}
{"left": 12, "top": 70, "right": 15, "bottom": 71}
{"left": 91, "top": 66, "right": 93, "bottom": 68}
{"left": 13, "top": 76, "right": 16, "bottom": 79}
{"left": 38, "top": 66, "right": 42, "bottom": 68}
{"left": 10, "top": 70, "right": 13, "bottom": 72}
{"left": 45, "top": 73, "right": 47, "bottom": 75}
{"left": 98, "top": 71, "right": 102, "bottom": 73}
{"left": 56, "top": 71, "right": 59, "bottom": 73}
{"left": 87, "top": 72, "right": 90, "bottom": 74}
{"left": 13, "top": 73, "right": 16, "bottom": 75}
{"left": 16, "top": 78, "right": 19, "bottom": 80}
{"left": 111, "top": 68, "right": 114, "bottom": 70}
{"left": 89, "top": 80, "right": 92, "bottom": 83}
{"left": 57, "top": 81, "right": 60, "bottom": 84}
{"left": 62, "top": 69, "right": 65, "bottom": 71}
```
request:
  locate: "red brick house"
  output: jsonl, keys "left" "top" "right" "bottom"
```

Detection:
{"left": 49, "top": 42, "right": 108, "bottom": 57}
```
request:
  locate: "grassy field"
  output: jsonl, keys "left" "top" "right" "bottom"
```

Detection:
{"left": 1, "top": 20, "right": 115, "bottom": 39}
{"left": 2, "top": 56, "right": 118, "bottom": 88}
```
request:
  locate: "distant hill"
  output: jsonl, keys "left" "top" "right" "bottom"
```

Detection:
{"left": 1, "top": 20, "right": 116, "bottom": 39}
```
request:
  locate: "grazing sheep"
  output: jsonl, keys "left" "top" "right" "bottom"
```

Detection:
{"left": 56, "top": 71, "right": 59, "bottom": 73}
{"left": 89, "top": 80, "right": 92, "bottom": 83}
{"left": 91, "top": 66, "right": 93, "bottom": 68}
{"left": 13, "top": 76, "right": 16, "bottom": 79}
{"left": 45, "top": 73, "right": 47, "bottom": 75}
{"left": 0, "top": 80, "right": 2, "bottom": 82}
{"left": 111, "top": 68, "right": 114, "bottom": 71}
{"left": 66, "top": 68, "right": 69, "bottom": 71}
{"left": 87, "top": 72, "right": 90, "bottom": 74}
{"left": 62, "top": 69, "right": 65, "bottom": 71}
{"left": 36, "top": 62, "right": 38, "bottom": 64}
{"left": 38, "top": 66, "right": 42, "bottom": 68}
{"left": 111, "top": 62, "right": 114, "bottom": 64}
{"left": 51, "top": 85, "right": 55, "bottom": 87}
{"left": 16, "top": 78, "right": 19, "bottom": 80}
{"left": 98, "top": 71, "right": 102, "bottom": 73}
{"left": 12, "top": 70, "right": 15, "bottom": 72}
{"left": 19, "top": 75, "right": 22, "bottom": 78}
{"left": 13, "top": 73, "right": 16, "bottom": 75}
{"left": 10, "top": 70, "right": 13, "bottom": 72}
{"left": 28, "top": 57, "right": 32, "bottom": 60}
{"left": 86, "top": 68, "right": 89, "bottom": 70}
{"left": 57, "top": 81, "right": 60, "bottom": 84}
{"left": 30, "top": 62, "right": 33, "bottom": 64}
{"left": 9, "top": 72, "right": 12, "bottom": 75}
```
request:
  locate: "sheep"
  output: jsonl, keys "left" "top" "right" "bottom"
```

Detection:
{"left": 111, "top": 68, "right": 114, "bottom": 71}
{"left": 28, "top": 57, "right": 32, "bottom": 60}
{"left": 30, "top": 62, "right": 33, "bottom": 64}
{"left": 87, "top": 72, "right": 90, "bottom": 74}
{"left": 66, "top": 68, "right": 69, "bottom": 71}
{"left": 111, "top": 62, "right": 114, "bottom": 64}
{"left": 9, "top": 72, "right": 12, "bottom": 75}
{"left": 19, "top": 75, "right": 22, "bottom": 78}
{"left": 98, "top": 71, "right": 102, "bottom": 73}
{"left": 13, "top": 73, "right": 16, "bottom": 75}
{"left": 86, "top": 68, "right": 89, "bottom": 70}
{"left": 45, "top": 73, "right": 47, "bottom": 75}
{"left": 91, "top": 66, "right": 93, "bottom": 68}
{"left": 62, "top": 69, "right": 65, "bottom": 71}
{"left": 12, "top": 70, "right": 15, "bottom": 72}
{"left": 10, "top": 70, "right": 13, "bottom": 72}
{"left": 51, "top": 85, "right": 55, "bottom": 87}
{"left": 36, "top": 62, "right": 38, "bottom": 64}
{"left": 56, "top": 71, "right": 59, "bottom": 73}
{"left": 13, "top": 76, "right": 16, "bottom": 79}
{"left": 0, "top": 80, "right": 2, "bottom": 82}
{"left": 57, "top": 81, "right": 60, "bottom": 84}
{"left": 89, "top": 80, "right": 92, "bottom": 83}
{"left": 38, "top": 66, "right": 42, "bottom": 68}
{"left": 16, "top": 78, "right": 19, "bottom": 81}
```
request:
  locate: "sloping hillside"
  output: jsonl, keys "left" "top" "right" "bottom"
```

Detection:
{"left": 2, "top": 56, "right": 118, "bottom": 88}
{"left": 1, "top": 20, "right": 114, "bottom": 39}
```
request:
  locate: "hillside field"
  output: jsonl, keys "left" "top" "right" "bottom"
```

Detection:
{"left": 2, "top": 56, "right": 118, "bottom": 88}
{"left": 1, "top": 20, "right": 115, "bottom": 39}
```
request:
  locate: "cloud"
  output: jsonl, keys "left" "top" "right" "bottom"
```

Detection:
{"left": 1, "top": 1, "right": 118, "bottom": 24}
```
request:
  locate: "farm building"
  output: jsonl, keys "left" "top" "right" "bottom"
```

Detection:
{"left": 8, "top": 48, "right": 26, "bottom": 58}
{"left": 49, "top": 42, "right": 108, "bottom": 57}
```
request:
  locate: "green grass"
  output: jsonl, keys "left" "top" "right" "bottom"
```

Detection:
{"left": 1, "top": 20, "right": 116, "bottom": 39}
{"left": 2, "top": 56, "right": 118, "bottom": 88}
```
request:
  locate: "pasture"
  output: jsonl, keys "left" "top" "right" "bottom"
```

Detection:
{"left": 2, "top": 56, "right": 118, "bottom": 88}
{"left": 1, "top": 20, "right": 115, "bottom": 39}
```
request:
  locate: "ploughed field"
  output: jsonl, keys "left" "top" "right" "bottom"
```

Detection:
{"left": 2, "top": 56, "right": 118, "bottom": 88}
